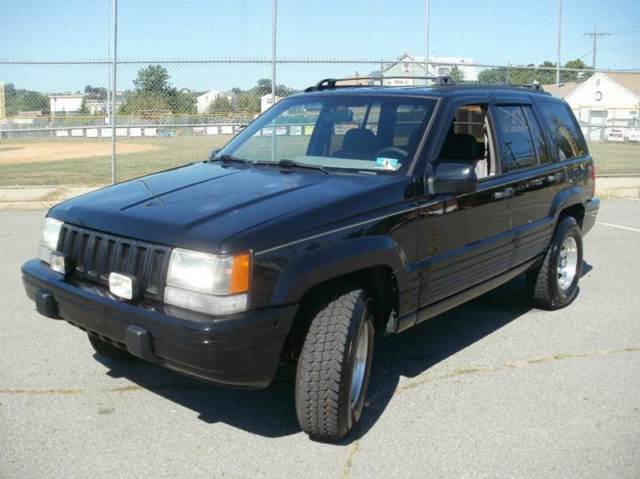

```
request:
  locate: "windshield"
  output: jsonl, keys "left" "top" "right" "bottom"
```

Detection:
{"left": 217, "top": 94, "right": 438, "bottom": 174}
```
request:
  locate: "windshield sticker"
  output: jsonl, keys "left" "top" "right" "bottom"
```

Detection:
{"left": 375, "top": 157, "right": 401, "bottom": 171}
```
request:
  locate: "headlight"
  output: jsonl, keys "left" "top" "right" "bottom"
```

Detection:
{"left": 39, "top": 217, "right": 63, "bottom": 264}
{"left": 164, "top": 248, "right": 251, "bottom": 315}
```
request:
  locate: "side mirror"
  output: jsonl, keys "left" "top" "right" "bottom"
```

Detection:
{"left": 208, "top": 149, "right": 220, "bottom": 161}
{"left": 433, "top": 161, "right": 478, "bottom": 195}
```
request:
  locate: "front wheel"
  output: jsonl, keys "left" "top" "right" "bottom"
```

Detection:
{"left": 295, "top": 288, "right": 375, "bottom": 441}
{"left": 527, "top": 216, "right": 583, "bottom": 310}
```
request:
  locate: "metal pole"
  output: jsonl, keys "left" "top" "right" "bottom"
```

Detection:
{"left": 111, "top": 0, "right": 118, "bottom": 184}
{"left": 271, "top": 0, "right": 277, "bottom": 161}
{"left": 105, "top": 0, "right": 111, "bottom": 127}
{"left": 592, "top": 26, "right": 597, "bottom": 68}
{"left": 425, "top": 0, "right": 430, "bottom": 77}
{"left": 556, "top": 0, "right": 562, "bottom": 86}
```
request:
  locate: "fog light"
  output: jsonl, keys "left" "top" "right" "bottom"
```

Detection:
{"left": 109, "top": 272, "right": 138, "bottom": 300}
{"left": 50, "top": 252, "right": 68, "bottom": 275}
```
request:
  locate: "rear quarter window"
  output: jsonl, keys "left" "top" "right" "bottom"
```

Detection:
{"left": 538, "top": 101, "right": 588, "bottom": 161}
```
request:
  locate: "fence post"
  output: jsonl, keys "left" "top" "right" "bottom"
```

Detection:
{"left": 111, "top": 0, "right": 118, "bottom": 184}
{"left": 271, "top": 0, "right": 277, "bottom": 161}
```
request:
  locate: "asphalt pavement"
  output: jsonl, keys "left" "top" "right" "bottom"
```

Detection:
{"left": 1, "top": 199, "right": 639, "bottom": 478}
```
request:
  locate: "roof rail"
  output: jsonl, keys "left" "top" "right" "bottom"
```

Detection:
{"left": 304, "top": 75, "right": 455, "bottom": 92}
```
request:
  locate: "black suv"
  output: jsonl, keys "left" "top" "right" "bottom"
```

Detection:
{"left": 22, "top": 77, "right": 599, "bottom": 440}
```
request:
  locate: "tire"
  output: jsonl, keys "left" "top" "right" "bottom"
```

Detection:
{"left": 295, "top": 288, "right": 375, "bottom": 441}
{"left": 88, "top": 334, "right": 135, "bottom": 361}
{"left": 527, "top": 216, "right": 583, "bottom": 310}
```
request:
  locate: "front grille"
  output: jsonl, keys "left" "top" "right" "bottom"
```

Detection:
{"left": 57, "top": 224, "right": 171, "bottom": 301}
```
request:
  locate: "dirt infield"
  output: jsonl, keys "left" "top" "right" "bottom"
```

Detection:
{"left": 0, "top": 142, "right": 159, "bottom": 165}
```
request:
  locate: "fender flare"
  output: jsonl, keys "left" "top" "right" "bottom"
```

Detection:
{"left": 549, "top": 186, "right": 585, "bottom": 222}
{"left": 271, "top": 235, "right": 407, "bottom": 305}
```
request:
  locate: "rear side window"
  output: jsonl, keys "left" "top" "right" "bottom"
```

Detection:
{"left": 524, "top": 107, "right": 551, "bottom": 164}
{"left": 538, "top": 102, "right": 588, "bottom": 161}
{"left": 494, "top": 105, "right": 537, "bottom": 172}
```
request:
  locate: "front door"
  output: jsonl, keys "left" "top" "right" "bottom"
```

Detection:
{"left": 415, "top": 99, "right": 513, "bottom": 314}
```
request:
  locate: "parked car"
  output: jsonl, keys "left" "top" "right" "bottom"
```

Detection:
{"left": 22, "top": 77, "right": 599, "bottom": 441}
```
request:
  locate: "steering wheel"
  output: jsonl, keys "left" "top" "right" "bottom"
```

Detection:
{"left": 374, "top": 147, "right": 408, "bottom": 160}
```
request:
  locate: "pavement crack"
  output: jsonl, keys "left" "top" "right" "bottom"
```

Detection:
{"left": 395, "top": 346, "right": 640, "bottom": 396}
{"left": 342, "top": 440, "right": 360, "bottom": 479}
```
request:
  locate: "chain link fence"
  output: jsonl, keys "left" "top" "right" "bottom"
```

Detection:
{"left": 1, "top": 0, "right": 639, "bottom": 186}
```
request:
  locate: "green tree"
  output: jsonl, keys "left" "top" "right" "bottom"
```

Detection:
{"left": 235, "top": 91, "right": 260, "bottom": 112}
{"left": 449, "top": 65, "right": 465, "bottom": 83}
{"left": 4, "top": 84, "right": 49, "bottom": 115}
{"left": 133, "top": 65, "right": 172, "bottom": 93}
{"left": 208, "top": 96, "right": 233, "bottom": 116}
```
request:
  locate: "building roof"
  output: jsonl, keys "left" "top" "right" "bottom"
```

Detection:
{"left": 541, "top": 82, "right": 579, "bottom": 98}
{"left": 543, "top": 72, "right": 640, "bottom": 99}
{"left": 605, "top": 72, "right": 640, "bottom": 97}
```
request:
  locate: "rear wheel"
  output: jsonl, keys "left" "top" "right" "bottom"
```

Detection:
{"left": 527, "top": 216, "right": 583, "bottom": 310}
{"left": 295, "top": 288, "right": 375, "bottom": 441}
{"left": 88, "top": 334, "right": 135, "bottom": 361}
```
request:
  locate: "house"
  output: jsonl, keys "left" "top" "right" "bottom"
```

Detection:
{"left": 380, "top": 53, "right": 479, "bottom": 85}
{"left": 543, "top": 72, "right": 640, "bottom": 141}
{"left": 197, "top": 90, "right": 224, "bottom": 113}
{"left": 49, "top": 94, "right": 83, "bottom": 114}
{"left": 261, "top": 94, "right": 281, "bottom": 113}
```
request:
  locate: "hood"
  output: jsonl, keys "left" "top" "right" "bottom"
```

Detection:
{"left": 50, "top": 162, "right": 399, "bottom": 253}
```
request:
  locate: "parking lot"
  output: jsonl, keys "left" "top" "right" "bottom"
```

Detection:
{"left": 1, "top": 199, "right": 639, "bottom": 478}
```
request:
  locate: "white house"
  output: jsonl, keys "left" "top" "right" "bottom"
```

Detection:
{"left": 197, "top": 90, "right": 223, "bottom": 113}
{"left": 544, "top": 72, "right": 640, "bottom": 141}
{"left": 380, "top": 54, "right": 479, "bottom": 85}
{"left": 261, "top": 94, "right": 280, "bottom": 113}
{"left": 49, "top": 94, "right": 84, "bottom": 114}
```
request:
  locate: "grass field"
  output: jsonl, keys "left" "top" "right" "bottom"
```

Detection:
{"left": 0, "top": 136, "right": 638, "bottom": 186}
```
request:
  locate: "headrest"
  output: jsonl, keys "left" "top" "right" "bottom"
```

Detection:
{"left": 341, "top": 128, "right": 376, "bottom": 153}
{"left": 440, "top": 133, "right": 478, "bottom": 160}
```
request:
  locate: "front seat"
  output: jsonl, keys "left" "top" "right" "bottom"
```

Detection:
{"left": 333, "top": 128, "right": 377, "bottom": 159}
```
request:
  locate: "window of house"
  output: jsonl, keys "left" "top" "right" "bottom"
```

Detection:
{"left": 494, "top": 105, "right": 537, "bottom": 172}
{"left": 403, "top": 62, "right": 411, "bottom": 73}
{"left": 538, "top": 101, "right": 588, "bottom": 160}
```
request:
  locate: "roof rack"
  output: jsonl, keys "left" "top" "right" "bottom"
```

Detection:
{"left": 304, "top": 75, "right": 454, "bottom": 92}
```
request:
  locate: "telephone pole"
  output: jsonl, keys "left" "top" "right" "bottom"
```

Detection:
{"left": 584, "top": 27, "right": 610, "bottom": 69}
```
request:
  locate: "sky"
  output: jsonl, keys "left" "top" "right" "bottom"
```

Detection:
{"left": 0, "top": 0, "right": 638, "bottom": 93}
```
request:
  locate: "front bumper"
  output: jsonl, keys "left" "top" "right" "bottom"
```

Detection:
{"left": 22, "top": 259, "right": 297, "bottom": 389}
{"left": 582, "top": 197, "right": 600, "bottom": 235}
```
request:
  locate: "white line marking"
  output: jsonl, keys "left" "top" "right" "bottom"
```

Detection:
{"left": 597, "top": 222, "right": 640, "bottom": 233}
{"left": 624, "top": 197, "right": 640, "bottom": 202}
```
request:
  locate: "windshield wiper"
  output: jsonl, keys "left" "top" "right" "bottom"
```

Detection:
{"left": 208, "top": 154, "right": 253, "bottom": 167}
{"left": 254, "top": 159, "right": 329, "bottom": 174}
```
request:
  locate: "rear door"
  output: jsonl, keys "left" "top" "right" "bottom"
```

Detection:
{"left": 491, "top": 98, "right": 564, "bottom": 267}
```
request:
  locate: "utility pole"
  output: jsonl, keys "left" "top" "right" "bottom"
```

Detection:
{"left": 584, "top": 27, "right": 610, "bottom": 69}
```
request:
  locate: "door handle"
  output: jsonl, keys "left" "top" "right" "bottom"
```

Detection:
{"left": 494, "top": 187, "right": 514, "bottom": 200}
{"left": 547, "top": 172, "right": 563, "bottom": 183}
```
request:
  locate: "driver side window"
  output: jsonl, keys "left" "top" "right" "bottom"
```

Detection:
{"left": 437, "top": 104, "right": 494, "bottom": 179}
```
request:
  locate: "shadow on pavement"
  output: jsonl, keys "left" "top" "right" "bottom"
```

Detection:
{"left": 96, "top": 266, "right": 592, "bottom": 442}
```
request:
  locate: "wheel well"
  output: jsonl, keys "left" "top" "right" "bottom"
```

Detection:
{"left": 280, "top": 265, "right": 398, "bottom": 363}
{"left": 559, "top": 203, "right": 585, "bottom": 228}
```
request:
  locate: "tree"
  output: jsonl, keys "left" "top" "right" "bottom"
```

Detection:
{"left": 478, "top": 58, "right": 592, "bottom": 86}
{"left": 4, "top": 84, "right": 49, "bottom": 115}
{"left": 133, "top": 65, "right": 172, "bottom": 93}
{"left": 235, "top": 91, "right": 260, "bottom": 113}
{"left": 449, "top": 65, "right": 465, "bottom": 83}
{"left": 208, "top": 96, "right": 233, "bottom": 115}
{"left": 84, "top": 85, "right": 107, "bottom": 101}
